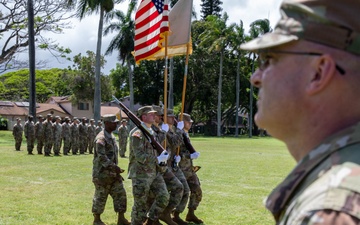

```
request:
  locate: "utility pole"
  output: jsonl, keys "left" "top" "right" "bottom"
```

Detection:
{"left": 27, "top": 0, "right": 36, "bottom": 119}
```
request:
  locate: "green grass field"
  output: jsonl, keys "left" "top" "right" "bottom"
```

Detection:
{"left": 0, "top": 131, "right": 295, "bottom": 225}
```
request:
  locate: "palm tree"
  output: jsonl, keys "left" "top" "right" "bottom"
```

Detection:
{"left": 248, "top": 18, "right": 271, "bottom": 137}
{"left": 65, "top": 0, "right": 120, "bottom": 122}
{"left": 104, "top": 1, "right": 136, "bottom": 113}
{"left": 199, "top": 13, "right": 236, "bottom": 137}
{"left": 229, "top": 20, "right": 245, "bottom": 137}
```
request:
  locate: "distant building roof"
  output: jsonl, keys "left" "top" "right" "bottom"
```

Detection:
{"left": 46, "top": 96, "right": 71, "bottom": 104}
{"left": 101, "top": 106, "right": 128, "bottom": 119}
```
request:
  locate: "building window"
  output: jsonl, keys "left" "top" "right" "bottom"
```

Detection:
{"left": 78, "top": 102, "right": 89, "bottom": 110}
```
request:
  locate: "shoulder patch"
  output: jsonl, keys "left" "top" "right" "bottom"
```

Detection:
{"left": 132, "top": 130, "right": 142, "bottom": 138}
{"left": 96, "top": 138, "right": 105, "bottom": 146}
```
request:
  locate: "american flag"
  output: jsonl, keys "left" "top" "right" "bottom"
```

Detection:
{"left": 134, "top": 0, "right": 169, "bottom": 65}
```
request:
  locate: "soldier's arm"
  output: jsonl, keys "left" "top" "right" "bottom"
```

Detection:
{"left": 96, "top": 138, "right": 115, "bottom": 168}
{"left": 131, "top": 130, "right": 157, "bottom": 165}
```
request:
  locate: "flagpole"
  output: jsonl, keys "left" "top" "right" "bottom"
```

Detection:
{"left": 179, "top": 42, "right": 191, "bottom": 121}
{"left": 176, "top": 41, "right": 191, "bottom": 157}
{"left": 163, "top": 35, "right": 168, "bottom": 125}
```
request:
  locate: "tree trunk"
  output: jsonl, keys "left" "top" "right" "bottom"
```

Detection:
{"left": 93, "top": 8, "right": 104, "bottom": 122}
{"left": 217, "top": 50, "right": 223, "bottom": 137}
{"left": 27, "top": 0, "right": 36, "bottom": 119}
{"left": 127, "top": 57, "right": 134, "bottom": 129}
{"left": 235, "top": 56, "right": 240, "bottom": 137}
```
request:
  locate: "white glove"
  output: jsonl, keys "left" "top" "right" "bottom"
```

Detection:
{"left": 157, "top": 151, "right": 169, "bottom": 164}
{"left": 174, "top": 155, "right": 181, "bottom": 163}
{"left": 161, "top": 123, "right": 169, "bottom": 132}
{"left": 190, "top": 151, "right": 200, "bottom": 159}
{"left": 177, "top": 121, "right": 184, "bottom": 130}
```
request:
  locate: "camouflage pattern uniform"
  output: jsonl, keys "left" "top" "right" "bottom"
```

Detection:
{"left": 12, "top": 119, "right": 23, "bottom": 151}
{"left": 35, "top": 116, "right": 44, "bottom": 154}
{"left": 87, "top": 119, "right": 96, "bottom": 154}
{"left": 52, "top": 117, "right": 62, "bottom": 156}
{"left": 70, "top": 119, "right": 79, "bottom": 155}
{"left": 92, "top": 129, "right": 127, "bottom": 216}
{"left": 266, "top": 122, "right": 360, "bottom": 224}
{"left": 177, "top": 130, "right": 202, "bottom": 212}
{"left": 118, "top": 121, "right": 129, "bottom": 157}
{"left": 78, "top": 118, "right": 88, "bottom": 154}
{"left": 128, "top": 126, "right": 169, "bottom": 224}
{"left": 166, "top": 124, "right": 190, "bottom": 214}
{"left": 62, "top": 118, "right": 71, "bottom": 155}
{"left": 24, "top": 116, "right": 35, "bottom": 154}
{"left": 43, "top": 115, "right": 54, "bottom": 156}
{"left": 96, "top": 122, "right": 103, "bottom": 135}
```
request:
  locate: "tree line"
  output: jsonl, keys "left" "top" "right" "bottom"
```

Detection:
{"left": 0, "top": 0, "right": 272, "bottom": 136}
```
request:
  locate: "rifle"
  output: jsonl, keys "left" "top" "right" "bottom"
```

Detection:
{"left": 174, "top": 118, "right": 196, "bottom": 154}
{"left": 112, "top": 96, "right": 167, "bottom": 166}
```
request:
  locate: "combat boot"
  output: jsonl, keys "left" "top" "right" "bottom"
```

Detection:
{"left": 185, "top": 208, "right": 203, "bottom": 224}
{"left": 143, "top": 218, "right": 154, "bottom": 225}
{"left": 93, "top": 213, "right": 106, "bottom": 225}
{"left": 172, "top": 211, "right": 188, "bottom": 225}
{"left": 117, "top": 212, "right": 130, "bottom": 225}
{"left": 159, "top": 207, "right": 178, "bottom": 225}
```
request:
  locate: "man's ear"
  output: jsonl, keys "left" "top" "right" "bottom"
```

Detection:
{"left": 306, "top": 55, "right": 337, "bottom": 95}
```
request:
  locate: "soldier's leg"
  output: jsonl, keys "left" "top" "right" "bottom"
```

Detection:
{"left": 109, "top": 180, "right": 130, "bottom": 225}
{"left": 163, "top": 168, "right": 183, "bottom": 209}
{"left": 37, "top": 138, "right": 43, "bottom": 154}
{"left": 92, "top": 183, "right": 110, "bottom": 224}
{"left": 186, "top": 174, "right": 203, "bottom": 224}
{"left": 150, "top": 174, "right": 170, "bottom": 222}
{"left": 174, "top": 169, "right": 190, "bottom": 213}
{"left": 131, "top": 178, "right": 151, "bottom": 224}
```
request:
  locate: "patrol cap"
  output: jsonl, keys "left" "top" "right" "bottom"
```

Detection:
{"left": 180, "top": 113, "right": 193, "bottom": 122}
{"left": 37, "top": 115, "right": 43, "bottom": 119}
{"left": 46, "top": 114, "right": 52, "bottom": 118}
{"left": 28, "top": 115, "right": 33, "bottom": 119}
{"left": 65, "top": 117, "right": 70, "bottom": 121}
{"left": 137, "top": 106, "right": 157, "bottom": 116}
{"left": 121, "top": 119, "right": 127, "bottom": 123}
{"left": 240, "top": 0, "right": 360, "bottom": 56}
{"left": 90, "top": 119, "right": 95, "bottom": 122}
{"left": 103, "top": 114, "right": 119, "bottom": 123}
{"left": 152, "top": 105, "right": 164, "bottom": 116}
{"left": 16, "top": 117, "right": 21, "bottom": 121}
{"left": 55, "top": 116, "right": 61, "bottom": 120}
{"left": 167, "top": 109, "right": 175, "bottom": 117}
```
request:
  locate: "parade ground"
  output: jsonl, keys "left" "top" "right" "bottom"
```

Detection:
{"left": 0, "top": 131, "right": 294, "bottom": 225}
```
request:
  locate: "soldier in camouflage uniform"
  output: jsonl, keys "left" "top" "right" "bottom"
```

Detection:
{"left": 92, "top": 114, "right": 130, "bottom": 225}
{"left": 128, "top": 106, "right": 169, "bottom": 225}
{"left": 24, "top": 115, "right": 35, "bottom": 155}
{"left": 96, "top": 121, "right": 103, "bottom": 135}
{"left": 62, "top": 117, "right": 71, "bottom": 155}
{"left": 78, "top": 117, "right": 88, "bottom": 154}
{"left": 117, "top": 119, "right": 129, "bottom": 158}
{"left": 12, "top": 118, "right": 23, "bottom": 151}
{"left": 176, "top": 113, "right": 203, "bottom": 224}
{"left": 162, "top": 109, "right": 189, "bottom": 225}
{"left": 70, "top": 118, "right": 80, "bottom": 155}
{"left": 43, "top": 114, "right": 54, "bottom": 156}
{"left": 88, "top": 119, "right": 96, "bottom": 154}
{"left": 35, "top": 115, "right": 44, "bottom": 154}
{"left": 240, "top": 0, "right": 360, "bottom": 224}
{"left": 52, "top": 116, "right": 62, "bottom": 156}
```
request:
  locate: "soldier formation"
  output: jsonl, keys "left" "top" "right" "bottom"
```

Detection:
{"left": 91, "top": 107, "right": 203, "bottom": 225}
{"left": 13, "top": 114, "right": 110, "bottom": 157}
{"left": 12, "top": 108, "right": 203, "bottom": 225}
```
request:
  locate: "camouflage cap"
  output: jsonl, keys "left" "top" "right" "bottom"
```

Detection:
{"left": 46, "top": 114, "right": 52, "bottom": 118}
{"left": 240, "top": 0, "right": 360, "bottom": 55}
{"left": 55, "top": 116, "right": 61, "bottom": 120}
{"left": 90, "top": 119, "right": 95, "bottom": 122}
{"left": 180, "top": 113, "right": 193, "bottom": 122}
{"left": 152, "top": 105, "right": 164, "bottom": 116}
{"left": 103, "top": 114, "right": 119, "bottom": 123}
{"left": 121, "top": 119, "right": 127, "bottom": 123}
{"left": 37, "top": 115, "right": 43, "bottom": 119}
{"left": 137, "top": 106, "right": 157, "bottom": 116}
{"left": 167, "top": 109, "right": 175, "bottom": 117}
